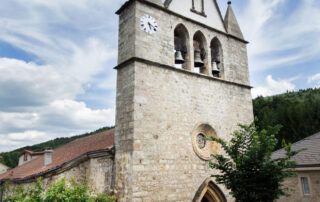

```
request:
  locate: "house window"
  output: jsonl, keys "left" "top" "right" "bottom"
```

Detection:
{"left": 301, "top": 177, "right": 311, "bottom": 196}
{"left": 191, "top": 0, "right": 206, "bottom": 17}
{"left": 23, "top": 153, "right": 28, "bottom": 161}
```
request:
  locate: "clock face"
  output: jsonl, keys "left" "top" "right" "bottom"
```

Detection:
{"left": 140, "top": 14, "right": 158, "bottom": 34}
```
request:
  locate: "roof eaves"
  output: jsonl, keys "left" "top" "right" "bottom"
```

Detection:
{"left": 0, "top": 147, "right": 114, "bottom": 184}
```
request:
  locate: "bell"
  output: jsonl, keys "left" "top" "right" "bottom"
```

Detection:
{"left": 175, "top": 51, "right": 185, "bottom": 64}
{"left": 194, "top": 50, "right": 204, "bottom": 67}
{"left": 212, "top": 61, "right": 220, "bottom": 77}
{"left": 212, "top": 61, "right": 220, "bottom": 74}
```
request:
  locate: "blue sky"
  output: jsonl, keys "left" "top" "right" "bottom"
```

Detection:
{"left": 0, "top": 0, "right": 319, "bottom": 152}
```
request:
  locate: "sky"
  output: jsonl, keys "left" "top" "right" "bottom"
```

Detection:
{"left": 0, "top": 0, "right": 319, "bottom": 152}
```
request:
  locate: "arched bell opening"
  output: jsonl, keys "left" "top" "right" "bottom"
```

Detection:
{"left": 210, "top": 37, "right": 223, "bottom": 78}
{"left": 174, "top": 24, "right": 190, "bottom": 70}
{"left": 193, "top": 179, "right": 227, "bottom": 202}
{"left": 193, "top": 31, "right": 208, "bottom": 74}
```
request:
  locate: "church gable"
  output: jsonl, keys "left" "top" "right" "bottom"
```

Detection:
{"left": 164, "top": 0, "right": 226, "bottom": 32}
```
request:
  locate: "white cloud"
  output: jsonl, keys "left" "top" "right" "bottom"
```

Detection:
{"left": 43, "top": 99, "right": 115, "bottom": 128}
{"left": 0, "top": 99, "right": 114, "bottom": 151}
{"left": 0, "top": 58, "right": 81, "bottom": 108}
{"left": 308, "top": 73, "right": 320, "bottom": 83}
{"left": 252, "top": 75, "right": 296, "bottom": 98}
{"left": 308, "top": 73, "right": 320, "bottom": 87}
{"left": 237, "top": 0, "right": 320, "bottom": 71}
{"left": 0, "top": 130, "right": 48, "bottom": 152}
{"left": 0, "top": 0, "right": 125, "bottom": 151}
{"left": 0, "top": 112, "right": 39, "bottom": 131}
{"left": 7, "top": 130, "right": 46, "bottom": 142}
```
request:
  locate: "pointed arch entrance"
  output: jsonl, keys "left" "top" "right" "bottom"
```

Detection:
{"left": 193, "top": 179, "right": 227, "bottom": 202}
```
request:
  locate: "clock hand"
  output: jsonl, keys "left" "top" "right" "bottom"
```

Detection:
{"left": 148, "top": 22, "right": 157, "bottom": 31}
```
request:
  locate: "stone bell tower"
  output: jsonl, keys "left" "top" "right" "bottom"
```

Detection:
{"left": 114, "top": 0, "right": 253, "bottom": 201}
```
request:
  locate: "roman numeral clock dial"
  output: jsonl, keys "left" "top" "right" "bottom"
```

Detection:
{"left": 140, "top": 14, "right": 158, "bottom": 34}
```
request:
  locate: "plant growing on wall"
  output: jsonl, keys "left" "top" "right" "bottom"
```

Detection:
{"left": 3, "top": 178, "right": 116, "bottom": 202}
{"left": 209, "top": 123, "right": 299, "bottom": 202}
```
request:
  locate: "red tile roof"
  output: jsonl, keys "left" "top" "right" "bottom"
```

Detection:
{"left": 0, "top": 129, "right": 115, "bottom": 182}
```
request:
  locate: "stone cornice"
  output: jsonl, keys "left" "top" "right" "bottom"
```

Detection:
{"left": 115, "top": 57, "right": 253, "bottom": 89}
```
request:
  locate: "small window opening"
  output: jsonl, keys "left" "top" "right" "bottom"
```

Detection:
{"left": 301, "top": 177, "right": 311, "bottom": 196}
{"left": 191, "top": 0, "right": 206, "bottom": 17}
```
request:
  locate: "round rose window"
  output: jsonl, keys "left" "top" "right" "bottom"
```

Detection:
{"left": 196, "top": 133, "right": 207, "bottom": 149}
{"left": 192, "top": 123, "right": 220, "bottom": 160}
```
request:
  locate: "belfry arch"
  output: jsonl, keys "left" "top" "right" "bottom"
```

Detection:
{"left": 193, "top": 30, "right": 209, "bottom": 74}
{"left": 193, "top": 179, "right": 227, "bottom": 202}
{"left": 174, "top": 23, "right": 190, "bottom": 69}
{"left": 210, "top": 37, "right": 223, "bottom": 78}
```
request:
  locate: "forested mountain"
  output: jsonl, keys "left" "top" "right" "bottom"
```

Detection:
{"left": 253, "top": 88, "right": 320, "bottom": 149}
{"left": 0, "top": 126, "right": 113, "bottom": 168}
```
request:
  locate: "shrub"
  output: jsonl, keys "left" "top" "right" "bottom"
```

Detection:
{"left": 3, "top": 178, "right": 116, "bottom": 202}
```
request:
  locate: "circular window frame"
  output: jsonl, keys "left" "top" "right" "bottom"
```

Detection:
{"left": 192, "top": 123, "right": 220, "bottom": 160}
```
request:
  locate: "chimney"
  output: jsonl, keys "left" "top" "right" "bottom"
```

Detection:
{"left": 44, "top": 149, "right": 53, "bottom": 166}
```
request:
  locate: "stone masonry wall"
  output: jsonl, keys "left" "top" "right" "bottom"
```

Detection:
{"left": 50, "top": 156, "right": 114, "bottom": 193}
{"left": 2, "top": 156, "right": 114, "bottom": 198}
{"left": 277, "top": 171, "right": 320, "bottom": 202}
{"left": 132, "top": 1, "right": 250, "bottom": 86}
{"left": 129, "top": 61, "right": 253, "bottom": 201}
{"left": 115, "top": 1, "right": 253, "bottom": 201}
{"left": 115, "top": 62, "right": 136, "bottom": 199}
{"left": 115, "top": 63, "right": 253, "bottom": 201}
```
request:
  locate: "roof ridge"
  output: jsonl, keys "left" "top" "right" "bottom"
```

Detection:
{"left": 273, "top": 131, "right": 320, "bottom": 154}
{"left": 290, "top": 131, "right": 320, "bottom": 146}
{"left": 54, "top": 128, "right": 114, "bottom": 150}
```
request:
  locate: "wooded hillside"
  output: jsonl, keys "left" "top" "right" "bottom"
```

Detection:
{"left": 253, "top": 88, "right": 320, "bottom": 149}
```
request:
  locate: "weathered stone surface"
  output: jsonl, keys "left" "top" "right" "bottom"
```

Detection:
{"left": 2, "top": 156, "right": 114, "bottom": 198}
{"left": 0, "top": 163, "right": 9, "bottom": 175}
{"left": 277, "top": 171, "right": 320, "bottom": 202}
{"left": 115, "top": 1, "right": 253, "bottom": 201}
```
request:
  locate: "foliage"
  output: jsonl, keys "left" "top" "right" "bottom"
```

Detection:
{"left": 3, "top": 178, "right": 116, "bottom": 202}
{"left": 209, "top": 123, "right": 299, "bottom": 202}
{"left": 93, "top": 193, "right": 117, "bottom": 202}
{"left": 0, "top": 126, "right": 114, "bottom": 168}
{"left": 253, "top": 88, "right": 320, "bottom": 149}
{"left": 4, "top": 178, "right": 43, "bottom": 202}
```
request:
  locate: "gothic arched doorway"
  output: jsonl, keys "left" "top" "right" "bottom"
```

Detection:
{"left": 193, "top": 179, "right": 227, "bottom": 202}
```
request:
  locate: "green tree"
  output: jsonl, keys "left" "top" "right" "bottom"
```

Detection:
{"left": 209, "top": 123, "right": 299, "bottom": 202}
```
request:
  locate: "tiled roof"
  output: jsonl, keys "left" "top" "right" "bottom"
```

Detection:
{"left": 0, "top": 129, "right": 115, "bottom": 182}
{"left": 273, "top": 132, "right": 320, "bottom": 167}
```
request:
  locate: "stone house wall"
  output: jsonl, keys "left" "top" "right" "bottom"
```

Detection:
{"left": 0, "top": 164, "right": 8, "bottom": 175}
{"left": 1, "top": 155, "right": 114, "bottom": 198}
{"left": 277, "top": 170, "right": 320, "bottom": 202}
